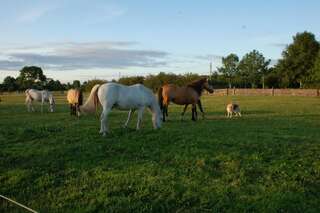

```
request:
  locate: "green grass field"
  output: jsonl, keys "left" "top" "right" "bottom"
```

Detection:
{"left": 1, "top": 93, "right": 320, "bottom": 212}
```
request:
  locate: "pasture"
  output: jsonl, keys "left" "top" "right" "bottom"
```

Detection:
{"left": 1, "top": 93, "right": 320, "bottom": 212}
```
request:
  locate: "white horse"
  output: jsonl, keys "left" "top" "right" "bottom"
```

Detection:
{"left": 25, "top": 89, "right": 55, "bottom": 113}
{"left": 80, "top": 83, "right": 162, "bottom": 136}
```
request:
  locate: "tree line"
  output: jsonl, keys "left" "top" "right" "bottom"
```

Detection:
{"left": 1, "top": 31, "right": 320, "bottom": 92}
{"left": 217, "top": 31, "right": 320, "bottom": 89}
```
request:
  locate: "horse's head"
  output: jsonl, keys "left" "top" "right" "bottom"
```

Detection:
{"left": 203, "top": 78, "right": 214, "bottom": 93}
{"left": 151, "top": 97, "right": 162, "bottom": 129}
{"left": 188, "top": 78, "right": 214, "bottom": 95}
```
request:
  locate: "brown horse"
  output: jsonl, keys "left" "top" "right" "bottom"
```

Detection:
{"left": 158, "top": 78, "right": 213, "bottom": 121}
{"left": 67, "top": 89, "right": 83, "bottom": 116}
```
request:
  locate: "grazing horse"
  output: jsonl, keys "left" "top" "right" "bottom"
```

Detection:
{"left": 80, "top": 83, "right": 162, "bottom": 136}
{"left": 67, "top": 89, "right": 83, "bottom": 116}
{"left": 25, "top": 89, "right": 55, "bottom": 112}
{"left": 158, "top": 78, "right": 213, "bottom": 121}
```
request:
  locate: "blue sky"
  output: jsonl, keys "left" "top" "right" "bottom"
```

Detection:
{"left": 0, "top": 0, "right": 319, "bottom": 82}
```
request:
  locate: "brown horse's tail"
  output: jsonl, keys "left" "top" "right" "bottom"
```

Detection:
{"left": 157, "top": 87, "right": 164, "bottom": 110}
{"left": 80, "top": 84, "right": 101, "bottom": 114}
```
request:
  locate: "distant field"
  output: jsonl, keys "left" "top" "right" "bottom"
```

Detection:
{"left": 1, "top": 93, "right": 320, "bottom": 212}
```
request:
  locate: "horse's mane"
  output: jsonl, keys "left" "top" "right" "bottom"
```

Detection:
{"left": 187, "top": 78, "right": 207, "bottom": 96}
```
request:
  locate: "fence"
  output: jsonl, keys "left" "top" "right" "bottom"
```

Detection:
{"left": 1, "top": 89, "right": 320, "bottom": 97}
{"left": 209, "top": 88, "right": 320, "bottom": 97}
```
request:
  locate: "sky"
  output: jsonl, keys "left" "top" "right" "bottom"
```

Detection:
{"left": 0, "top": 0, "right": 319, "bottom": 83}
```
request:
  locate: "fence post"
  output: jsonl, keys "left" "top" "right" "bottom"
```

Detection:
{"left": 226, "top": 88, "right": 229, "bottom": 96}
{"left": 272, "top": 87, "right": 274, "bottom": 96}
{"left": 317, "top": 88, "right": 319, "bottom": 97}
{"left": 233, "top": 87, "right": 236, "bottom": 95}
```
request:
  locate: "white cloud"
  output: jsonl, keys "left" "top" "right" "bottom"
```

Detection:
{"left": 0, "top": 41, "right": 168, "bottom": 71}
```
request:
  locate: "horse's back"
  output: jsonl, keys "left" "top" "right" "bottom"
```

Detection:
{"left": 26, "top": 89, "right": 41, "bottom": 101}
{"left": 98, "top": 83, "right": 154, "bottom": 109}
{"left": 161, "top": 84, "right": 198, "bottom": 105}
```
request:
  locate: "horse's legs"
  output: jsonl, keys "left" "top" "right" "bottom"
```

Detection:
{"left": 31, "top": 102, "right": 35, "bottom": 112}
{"left": 26, "top": 99, "right": 31, "bottom": 112}
{"left": 27, "top": 103, "right": 31, "bottom": 112}
{"left": 165, "top": 105, "right": 168, "bottom": 117}
{"left": 194, "top": 105, "right": 198, "bottom": 120}
{"left": 191, "top": 104, "right": 196, "bottom": 121}
{"left": 181, "top": 104, "right": 188, "bottom": 120}
{"left": 100, "top": 107, "right": 111, "bottom": 136}
{"left": 162, "top": 97, "right": 169, "bottom": 122}
{"left": 197, "top": 100, "right": 205, "bottom": 119}
{"left": 74, "top": 104, "right": 78, "bottom": 116}
{"left": 70, "top": 104, "right": 74, "bottom": 115}
{"left": 124, "top": 109, "right": 135, "bottom": 128}
{"left": 28, "top": 100, "right": 35, "bottom": 112}
{"left": 136, "top": 107, "right": 145, "bottom": 130}
{"left": 76, "top": 104, "right": 81, "bottom": 117}
{"left": 25, "top": 97, "right": 29, "bottom": 112}
{"left": 162, "top": 104, "right": 167, "bottom": 122}
{"left": 41, "top": 98, "right": 44, "bottom": 113}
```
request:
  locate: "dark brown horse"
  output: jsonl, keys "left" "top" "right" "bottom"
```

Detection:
{"left": 67, "top": 89, "right": 83, "bottom": 116}
{"left": 158, "top": 78, "right": 213, "bottom": 121}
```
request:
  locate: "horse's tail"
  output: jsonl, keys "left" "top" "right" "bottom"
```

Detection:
{"left": 157, "top": 87, "right": 163, "bottom": 110}
{"left": 25, "top": 89, "right": 33, "bottom": 102}
{"left": 80, "top": 84, "right": 101, "bottom": 114}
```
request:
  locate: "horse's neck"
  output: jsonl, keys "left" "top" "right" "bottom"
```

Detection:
{"left": 188, "top": 85, "right": 203, "bottom": 96}
{"left": 150, "top": 97, "right": 159, "bottom": 113}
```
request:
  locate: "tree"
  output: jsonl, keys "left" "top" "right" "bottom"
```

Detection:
{"left": 16, "top": 66, "right": 47, "bottom": 90}
{"left": 310, "top": 50, "right": 320, "bottom": 87}
{"left": 83, "top": 79, "right": 107, "bottom": 92}
{"left": 209, "top": 71, "right": 229, "bottom": 88}
{"left": 72, "top": 80, "right": 81, "bottom": 88}
{"left": 275, "top": 31, "right": 320, "bottom": 88}
{"left": 264, "top": 67, "right": 280, "bottom": 88}
{"left": 3, "top": 76, "right": 18, "bottom": 91}
{"left": 182, "top": 73, "right": 200, "bottom": 85}
{"left": 46, "top": 79, "right": 65, "bottom": 91}
{"left": 218, "top": 53, "right": 239, "bottom": 88}
{"left": 238, "top": 50, "right": 270, "bottom": 88}
{"left": 118, "top": 76, "right": 144, "bottom": 86}
{"left": 18, "top": 66, "right": 46, "bottom": 82}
